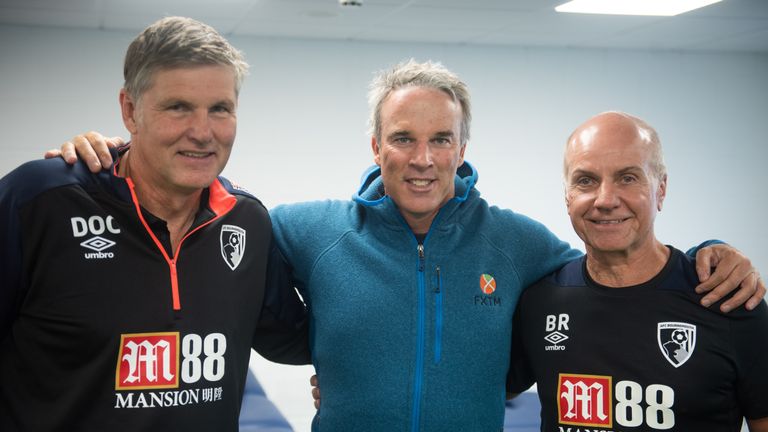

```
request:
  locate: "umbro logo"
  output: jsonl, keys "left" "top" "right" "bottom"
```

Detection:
{"left": 545, "top": 313, "right": 570, "bottom": 351}
{"left": 71, "top": 215, "right": 120, "bottom": 259}
{"left": 81, "top": 236, "right": 116, "bottom": 252}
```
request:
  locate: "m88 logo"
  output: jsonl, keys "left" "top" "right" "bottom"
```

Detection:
{"left": 116, "top": 332, "right": 227, "bottom": 390}
{"left": 558, "top": 373, "right": 675, "bottom": 430}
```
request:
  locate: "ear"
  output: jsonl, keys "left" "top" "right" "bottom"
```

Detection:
{"left": 119, "top": 89, "right": 139, "bottom": 135}
{"left": 458, "top": 143, "right": 467, "bottom": 165}
{"left": 371, "top": 136, "right": 382, "bottom": 166}
{"left": 656, "top": 174, "right": 668, "bottom": 211}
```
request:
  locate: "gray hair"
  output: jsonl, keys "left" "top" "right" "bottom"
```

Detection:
{"left": 368, "top": 59, "right": 471, "bottom": 146}
{"left": 123, "top": 16, "right": 249, "bottom": 101}
{"left": 564, "top": 111, "right": 667, "bottom": 182}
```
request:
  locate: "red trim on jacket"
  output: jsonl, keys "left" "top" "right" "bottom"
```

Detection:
{"left": 125, "top": 177, "right": 237, "bottom": 310}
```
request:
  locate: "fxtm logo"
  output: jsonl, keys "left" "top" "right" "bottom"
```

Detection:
{"left": 474, "top": 273, "right": 501, "bottom": 306}
{"left": 544, "top": 313, "right": 569, "bottom": 351}
{"left": 71, "top": 215, "right": 120, "bottom": 259}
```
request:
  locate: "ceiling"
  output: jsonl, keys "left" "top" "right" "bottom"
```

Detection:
{"left": 1, "top": 0, "right": 767, "bottom": 53}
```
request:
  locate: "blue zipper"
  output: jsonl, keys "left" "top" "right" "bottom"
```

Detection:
{"left": 434, "top": 266, "right": 443, "bottom": 364}
{"left": 411, "top": 243, "right": 426, "bottom": 432}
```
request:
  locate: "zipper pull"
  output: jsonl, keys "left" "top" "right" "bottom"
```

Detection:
{"left": 417, "top": 244, "right": 425, "bottom": 271}
{"left": 435, "top": 266, "right": 441, "bottom": 293}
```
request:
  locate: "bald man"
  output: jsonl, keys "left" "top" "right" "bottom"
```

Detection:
{"left": 507, "top": 112, "right": 768, "bottom": 431}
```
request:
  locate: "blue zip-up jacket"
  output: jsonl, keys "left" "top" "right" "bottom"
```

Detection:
{"left": 270, "top": 161, "right": 581, "bottom": 431}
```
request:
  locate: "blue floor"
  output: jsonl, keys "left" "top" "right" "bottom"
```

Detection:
{"left": 239, "top": 371, "right": 541, "bottom": 431}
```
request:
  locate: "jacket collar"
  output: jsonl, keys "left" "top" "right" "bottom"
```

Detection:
{"left": 352, "top": 161, "right": 479, "bottom": 231}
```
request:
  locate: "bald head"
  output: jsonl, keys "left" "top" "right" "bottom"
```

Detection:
{"left": 564, "top": 111, "right": 666, "bottom": 183}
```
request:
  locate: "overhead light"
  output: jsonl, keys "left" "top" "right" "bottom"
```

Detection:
{"left": 555, "top": 0, "right": 722, "bottom": 16}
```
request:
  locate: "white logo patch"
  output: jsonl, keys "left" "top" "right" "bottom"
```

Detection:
{"left": 657, "top": 322, "right": 696, "bottom": 368}
{"left": 544, "top": 313, "right": 570, "bottom": 351}
{"left": 80, "top": 236, "right": 116, "bottom": 252}
{"left": 220, "top": 225, "right": 246, "bottom": 271}
{"left": 71, "top": 215, "right": 120, "bottom": 259}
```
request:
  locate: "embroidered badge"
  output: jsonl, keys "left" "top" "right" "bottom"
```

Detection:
{"left": 657, "top": 322, "right": 696, "bottom": 368}
{"left": 220, "top": 225, "right": 246, "bottom": 271}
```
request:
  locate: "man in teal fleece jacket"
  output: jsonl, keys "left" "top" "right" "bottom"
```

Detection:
{"left": 51, "top": 60, "right": 764, "bottom": 431}
{"left": 270, "top": 60, "right": 764, "bottom": 431}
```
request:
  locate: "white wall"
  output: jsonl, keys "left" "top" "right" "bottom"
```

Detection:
{"left": 2, "top": 25, "right": 767, "bottom": 431}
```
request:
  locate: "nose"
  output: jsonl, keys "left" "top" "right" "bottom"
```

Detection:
{"left": 187, "top": 109, "right": 213, "bottom": 145}
{"left": 594, "top": 181, "right": 620, "bottom": 210}
{"left": 410, "top": 140, "right": 433, "bottom": 168}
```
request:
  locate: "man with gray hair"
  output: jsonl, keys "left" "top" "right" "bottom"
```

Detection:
{"left": 52, "top": 60, "right": 763, "bottom": 431}
{"left": 270, "top": 62, "right": 761, "bottom": 431}
{"left": 0, "top": 16, "right": 309, "bottom": 431}
{"left": 507, "top": 111, "right": 768, "bottom": 431}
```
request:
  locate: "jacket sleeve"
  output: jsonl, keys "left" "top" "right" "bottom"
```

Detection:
{"left": 506, "top": 294, "right": 535, "bottom": 394}
{"left": 0, "top": 169, "right": 24, "bottom": 342}
{"left": 251, "top": 237, "right": 311, "bottom": 365}
{"left": 502, "top": 212, "right": 583, "bottom": 289}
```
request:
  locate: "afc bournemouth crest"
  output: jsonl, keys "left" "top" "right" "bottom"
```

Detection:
{"left": 220, "top": 225, "right": 246, "bottom": 271}
{"left": 657, "top": 322, "right": 696, "bottom": 368}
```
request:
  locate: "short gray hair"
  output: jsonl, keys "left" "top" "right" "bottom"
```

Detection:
{"left": 368, "top": 59, "right": 471, "bottom": 146}
{"left": 123, "top": 16, "right": 249, "bottom": 101}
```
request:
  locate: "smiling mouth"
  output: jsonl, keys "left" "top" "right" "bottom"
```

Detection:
{"left": 590, "top": 218, "right": 629, "bottom": 225}
{"left": 179, "top": 151, "right": 213, "bottom": 158}
{"left": 408, "top": 179, "right": 433, "bottom": 186}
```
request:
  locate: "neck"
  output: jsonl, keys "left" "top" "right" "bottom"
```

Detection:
{"left": 119, "top": 151, "right": 202, "bottom": 253}
{"left": 404, "top": 212, "right": 438, "bottom": 236}
{"left": 585, "top": 240, "right": 670, "bottom": 288}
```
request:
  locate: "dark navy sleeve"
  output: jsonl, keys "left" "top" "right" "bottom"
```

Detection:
{"left": 506, "top": 291, "right": 536, "bottom": 394}
{"left": 251, "top": 236, "right": 311, "bottom": 365}
{"left": 0, "top": 166, "right": 25, "bottom": 341}
{"left": 684, "top": 239, "right": 724, "bottom": 257}
{"left": 732, "top": 300, "right": 768, "bottom": 419}
{"left": 0, "top": 158, "right": 99, "bottom": 342}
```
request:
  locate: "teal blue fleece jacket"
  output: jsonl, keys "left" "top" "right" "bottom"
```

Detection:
{"left": 270, "top": 162, "right": 582, "bottom": 431}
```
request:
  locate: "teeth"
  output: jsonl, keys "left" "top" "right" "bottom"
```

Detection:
{"left": 409, "top": 179, "right": 431, "bottom": 186}
{"left": 595, "top": 220, "right": 623, "bottom": 224}
{"left": 180, "top": 151, "right": 209, "bottom": 158}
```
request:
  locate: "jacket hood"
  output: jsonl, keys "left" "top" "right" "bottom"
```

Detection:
{"left": 353, "top": 161, "right": 478, "bottom": 207}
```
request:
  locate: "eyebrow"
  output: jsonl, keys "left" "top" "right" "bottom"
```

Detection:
{"left": 569, "top": 166, "right": 644, "bottom": 179}
{"left": 387, "top": 130, "right": 412, "bottom": 140}
{"left": 432, "top": 131, "right": 455, "bottom": 139}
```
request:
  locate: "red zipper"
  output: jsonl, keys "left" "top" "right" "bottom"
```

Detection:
{"left": 125, "top": 177, "right": 236, "bottom": 310}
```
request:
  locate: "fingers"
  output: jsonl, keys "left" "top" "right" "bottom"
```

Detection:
{"left": 698, "top": 262, "right": 752, "bottom": 310}
{"left": 43, "top": 149, "right": 63, "bottom": 160}
{"left": 694, "top": 247, "right": 714, "bottom": 283}
{"left": 745, "top": 273, "right": 766, "bottom": 311}
{"left": 715, "top": 271, "right": 758, "bottom": 313}
{"left": 695, "top": 245, "right": 749, "bottom": 295}
{"left": 309, "top": 374, "right": 320, "bottom": 409}
{"left": 74, "top": 132, "right": 108, "bottom": 173}
{"left": 101, "top": 135, "right": 124, "bottom": 166}
{"left": 59, "top": 132, "right": 122, "bottom": 173}
{"left": 312, "top": 387, "right": 320, "bottom": 410}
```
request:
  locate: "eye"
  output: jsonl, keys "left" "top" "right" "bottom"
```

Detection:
{"left": 432, "top": 137, "right": 452, "bottom": 147}
{"left": 211, "top": 105, "right": 232, "bottom": 114}
{"left": 166, "top": 102, "right": 190, "bottom": 112}
{"left": 574, "top": 176, "right": 594, "bottom": 187}
{"left": 620, "top": 174, "right": 638, "bottom": 184}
